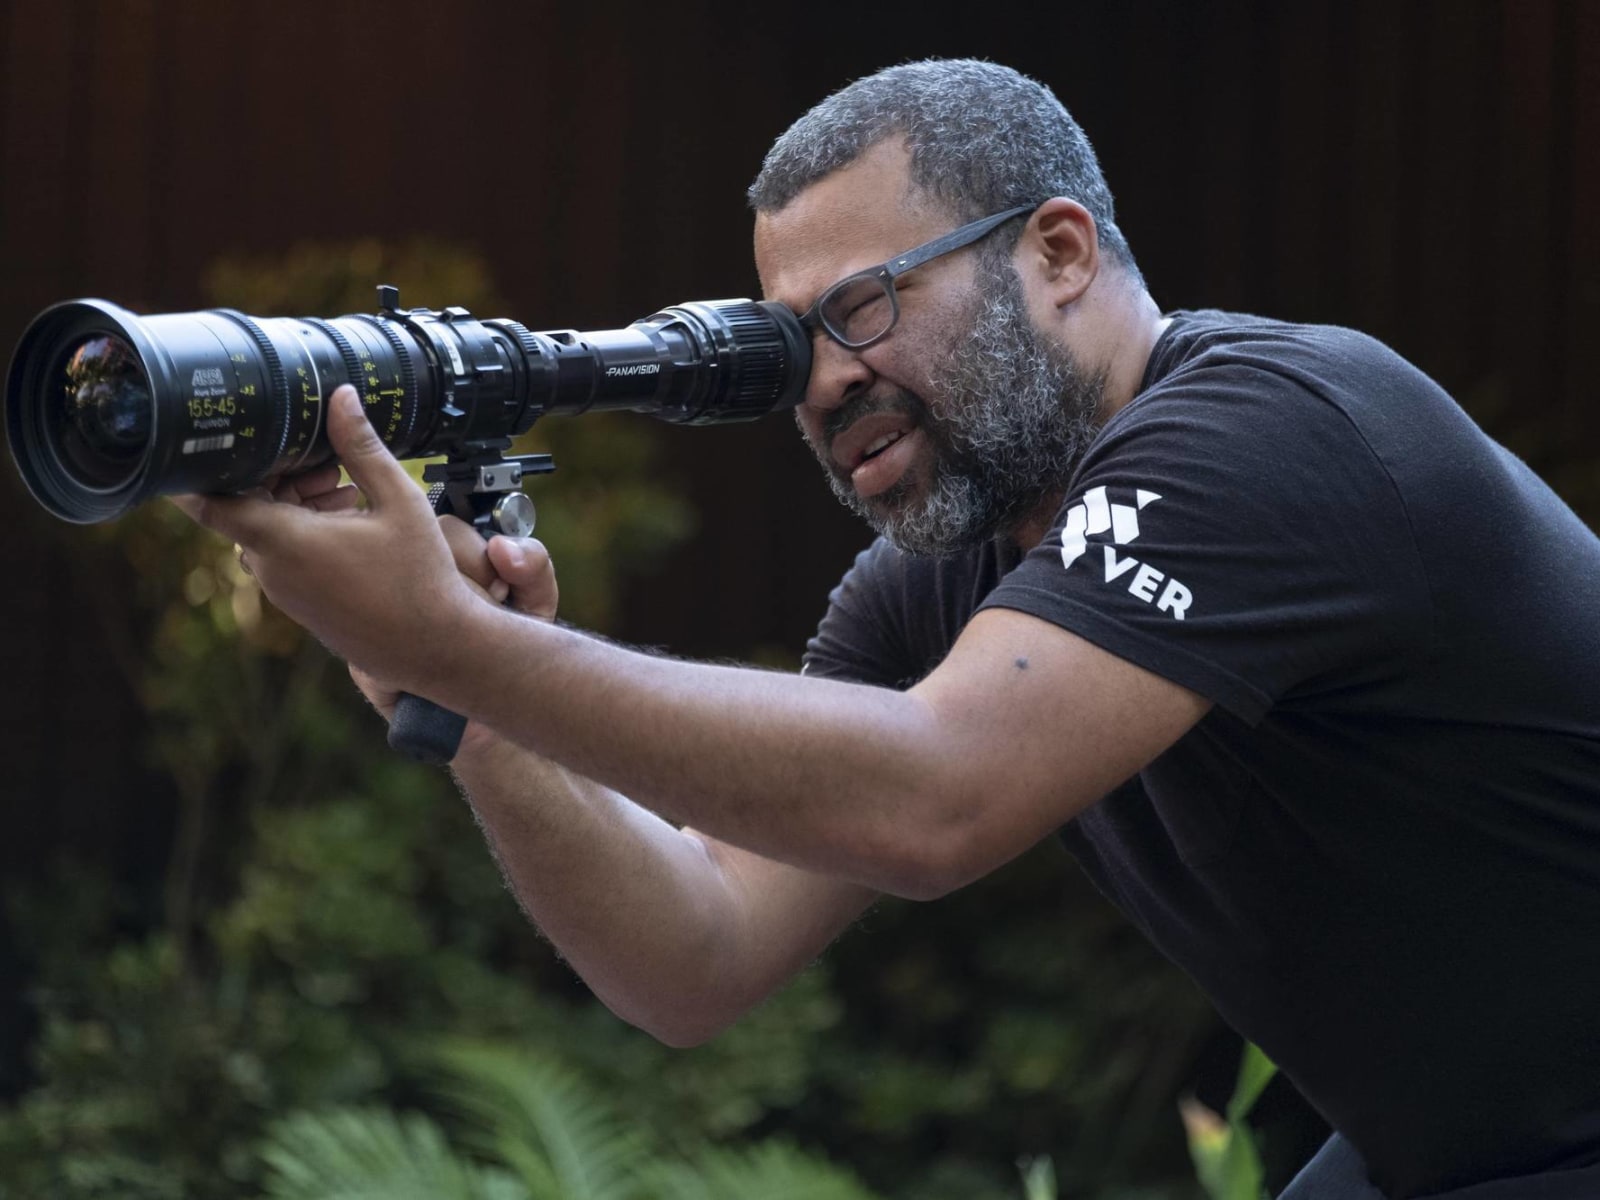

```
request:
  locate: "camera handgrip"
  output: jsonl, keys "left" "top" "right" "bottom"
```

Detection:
{"left": 389, "top": 692, "right": 468, "bottom": 764}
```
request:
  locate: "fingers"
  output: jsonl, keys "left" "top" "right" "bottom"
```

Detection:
{"left": 487, "top": 536, "right": 559, "bottom": 621}
{"left": 437, "top": 516, "right": 511, "bottom": 604}
{"left": 167, "top": 487, "right": 305, "bottom": 550}
{"left": 325, "top": 385, "right": 426, "bottom": 515}
{"left": 170, "top": 467, "right": 357, "bottom": 554}
{"left": 272, "top": 464, "right": 345, "bottom": 506}
{"left": 274, "top": 471, "right": 363, "bottom": 514}
{"left": 293, "top": 483, "right": 362, "bottom": 514}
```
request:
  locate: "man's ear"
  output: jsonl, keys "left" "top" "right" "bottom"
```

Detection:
{"left": 1017, "top": 198, "right": 1100, "bottom": 310}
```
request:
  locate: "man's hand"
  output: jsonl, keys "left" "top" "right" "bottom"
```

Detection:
{"left": 170, "top": 385, "right": 475, "bottom": 691}
{"left": 350, "top": 533, "right": 558, "bottom": 725}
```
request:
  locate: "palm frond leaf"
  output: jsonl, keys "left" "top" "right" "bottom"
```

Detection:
{"left": 260, "top": 1106, "right": 528, "bottom": 1200}
{"left": 428, "top": 1041, "right": 650, "bottom": 1200}
{"left": 643, "top": 1140, "right": 884, "bottom": 1200}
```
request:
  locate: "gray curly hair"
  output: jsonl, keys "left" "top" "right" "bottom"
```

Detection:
{"left": 748, "top": 59, "right": 1139, "bottom": 278}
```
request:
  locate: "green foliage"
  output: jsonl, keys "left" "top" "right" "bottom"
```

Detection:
{"left": 258, "top": 1046, "right": 881, "bottom": 1200}
{"left": 428, "top": 1044, "right": 650, "bottom": 1200}
{"left": 785, "top": 846, "right": 1216, "bottom": 1200}
{"left": 1019, "top": 1156, "right": 1058, "bottom": 1200}
{"left": 643, "top": 1142, "right": 883, "bottom": 1200}
{"left": 261, "top": 1109, "right": 528, "bottom": 1200}
{"left": 1180, "top": 1044, "right": 1276, "bottom": 1200}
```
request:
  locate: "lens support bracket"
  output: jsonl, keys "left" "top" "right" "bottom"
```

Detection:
{"left": 391, "top": 434, "right": 555, "bottom": 766}
{"left": 420, "top": 436, "right": 555, "bottom": 540}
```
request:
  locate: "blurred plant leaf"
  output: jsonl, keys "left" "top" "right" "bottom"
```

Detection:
{"left": 1018, "top": 1154, "right": 1058, "bottom": 1200}
{"left": 644, "top": 1140, "right": 884, "bottom": 1200}
{"left": 260, "top": 1108, "right": 528, "bottom": 1200}
{"left": 1181, "top": 1043, "right": 1276, "bottom": 1200}
{"left": 427, "top": 1042, "right": 648, "bottom": 1200}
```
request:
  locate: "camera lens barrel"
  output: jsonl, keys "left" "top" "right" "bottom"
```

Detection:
{"left": 6, "top": 293, "right": 811, "bottom": 524}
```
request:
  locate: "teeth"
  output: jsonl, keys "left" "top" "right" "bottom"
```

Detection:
{"left": 863, "top": 431, "right": 902, "bottom": 460}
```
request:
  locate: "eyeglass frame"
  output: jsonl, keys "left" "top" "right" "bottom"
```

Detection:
{"left": 795, "top": 203, "right": 1038, "bottom": 350}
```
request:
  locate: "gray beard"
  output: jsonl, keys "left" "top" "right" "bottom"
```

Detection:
{"left": 808, "top": 255, "right": 1106, "bottom": 558}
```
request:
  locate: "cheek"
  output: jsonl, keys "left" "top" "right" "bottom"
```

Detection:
{"left": 888, "top": 294, "right": 971, "bottom": 383}
{"left": 870, "top": 340, "right": 943, "bottom": 405}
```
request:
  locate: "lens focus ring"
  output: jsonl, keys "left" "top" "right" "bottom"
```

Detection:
{"left": 216, "top": 309, "right": 291, "bottom": 464}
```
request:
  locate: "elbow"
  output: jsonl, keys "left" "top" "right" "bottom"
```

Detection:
{"left": 595, "top": 985, "right": 753, "bottom": 1050}
{"left": 880, "top": 848, "right": 978, "bottom": 903}
{"left": 865, "top": 775, "right": 1066, "bottom": 901}
{"left": 646, "top": 1021, "right": 728, "bottom": 1050}
{"left": 851, "top": 742, "right": 1011, "bottom": 900}
{"left": 865, "top": 817, "right": 990, "bottom": 903}
{"left": 631, "top": 1005, "right": 738, "bottom": 1050}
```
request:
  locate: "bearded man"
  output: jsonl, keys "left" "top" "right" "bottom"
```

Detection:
{"left": 180, "top": 60, "right": 1600, "bottom": 1200}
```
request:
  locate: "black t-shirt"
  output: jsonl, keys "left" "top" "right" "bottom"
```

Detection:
{"left": 803, "top": 311, "right": 1600, "bottom": 1199}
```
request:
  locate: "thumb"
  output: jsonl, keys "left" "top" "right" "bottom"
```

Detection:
{"left": 325, "top": 385, "right": 417, "bottom": 511}
{"left": 487, "top": 536, "right": 559, "bottom": 621}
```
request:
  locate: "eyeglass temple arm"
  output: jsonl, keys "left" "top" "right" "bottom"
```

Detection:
{"left": 885, "top": 204, "right": 1038, "bottom": 276}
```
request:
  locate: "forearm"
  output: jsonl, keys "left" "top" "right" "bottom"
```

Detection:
{"left": 433, "top": 606, "right": 975, "bottom": 899}
{"left": 450, "top": 727, "right": 871, "bottom": 1044}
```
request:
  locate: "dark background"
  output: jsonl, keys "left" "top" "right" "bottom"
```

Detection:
{"left": 0, "top": 0, "right": 1596, "bottom": 1188}
{"left": 4, "top": 0, "right": 1598, "bottom": 816}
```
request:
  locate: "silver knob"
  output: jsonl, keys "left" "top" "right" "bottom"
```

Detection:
{"left": 491, "top": 491, "right": 537, "bottom": 538}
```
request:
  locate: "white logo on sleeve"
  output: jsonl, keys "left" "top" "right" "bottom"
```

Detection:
{"left": 1059, "top": 485, "right": 1193, "bottom": 619}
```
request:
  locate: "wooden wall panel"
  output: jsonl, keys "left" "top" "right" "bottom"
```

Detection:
{"left": 1342, "top": 0, "right": 1411, "bottom": 342}
{"left": 1562, "top": 0, "right": 1600, "bottom": 450}
{"left": 0, "top": 0, "right": 1595, "bottom": 829}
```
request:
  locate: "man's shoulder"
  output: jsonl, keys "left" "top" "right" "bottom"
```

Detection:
{"left": 1151, "top": 308, "right": 1397, "bottom": 361}
{"left": 1096, "top": 308, "right": 1454, "bottom": 472}
{"left": 1140, "top": 309, "right": 1430, "bottom": 410}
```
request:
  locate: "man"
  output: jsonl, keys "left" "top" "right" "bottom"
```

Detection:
{"left": 180, "top": 61, "right": 1600, "bottom": 1199}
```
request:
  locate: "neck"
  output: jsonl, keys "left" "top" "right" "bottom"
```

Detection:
{"left": 1009, "top": 497, "right": 1065, "bottom": 554}
{"left": 1094, "top": 281, "right": 1170, "bottom": 424}
{"left": 1008, "top": 283, "right": 1170, "bottom": 555}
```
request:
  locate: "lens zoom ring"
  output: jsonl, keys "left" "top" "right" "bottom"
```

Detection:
{"left": 216, "top": 309, "right": 291, "bottom": 462}
{"left": 304, "top": 317, "right": 366, "bottom": 401}
{"left": 350, "top": 315, "right": 420, "bottom": 446}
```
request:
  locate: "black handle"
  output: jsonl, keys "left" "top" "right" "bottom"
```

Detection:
{"left": 388, "top": 692, "right": 469, "bottom": 764}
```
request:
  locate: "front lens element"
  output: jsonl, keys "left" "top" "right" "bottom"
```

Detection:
{"left": 50, "top": 333, "right": 152, "bottom": 490}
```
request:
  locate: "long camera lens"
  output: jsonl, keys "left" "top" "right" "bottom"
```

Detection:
{"left": 6, "top": 289, "right": 812, "bottom": 523}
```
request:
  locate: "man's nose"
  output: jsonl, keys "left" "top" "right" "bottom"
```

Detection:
{"left": 800, "top": 334, "right": 874, "bottom": 416}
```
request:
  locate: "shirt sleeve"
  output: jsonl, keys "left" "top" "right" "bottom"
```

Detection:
{"left": 803, "top": 540, "right": 924, "bottom": 688}
{"left": 979, "top": 360, "right": 1430, "bottom": 724}
{"left": 804, "top": 538, "right": 1014, "bottom": 689}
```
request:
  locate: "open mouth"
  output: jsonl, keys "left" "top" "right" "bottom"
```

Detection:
{"left": 831, "top": 409, "right": 918, "bottom": 475}
{"left": 860, "top": 430, "right": 904, "bottom": 463}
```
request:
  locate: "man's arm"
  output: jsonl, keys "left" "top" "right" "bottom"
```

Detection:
{"left": 184, "top": 387, "right": 1210, "bottom": 902}
{"left": 347, "top": 526, "right": 878, "bottom": 1047}
{"left": 447, "top": 731, "right": 878, "bottom": 1047}
{"left": 435, "top": 601, "right": 1206, "bottom": 900}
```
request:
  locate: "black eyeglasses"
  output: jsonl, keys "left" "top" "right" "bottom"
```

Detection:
{"left": 796, "top": 204, "right": 1036, "bottom": 350}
